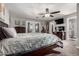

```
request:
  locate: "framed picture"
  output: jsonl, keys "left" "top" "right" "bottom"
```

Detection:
{"left": 35, "top": 23, "right": 39, "bottom": 32}
{"left": 15, "top": 20, "right": 20, "bottom": 26}
{"left": 28, "top": 22, "right": 33, "bottom": 33}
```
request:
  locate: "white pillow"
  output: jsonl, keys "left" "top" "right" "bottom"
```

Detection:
{"left": 3, "top": 27, "right": 17, "bottom": 38}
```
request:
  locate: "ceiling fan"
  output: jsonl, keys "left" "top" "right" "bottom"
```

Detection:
{"left": 38, "top": 8, "right": 60, "bottom": 18}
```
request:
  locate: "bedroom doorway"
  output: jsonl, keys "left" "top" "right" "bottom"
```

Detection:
{"left": 66, "top": 16, "right": 77, "bottom": 40}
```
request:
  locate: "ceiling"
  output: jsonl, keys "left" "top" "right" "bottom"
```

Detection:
{"left": 5, "top": 3, "right": 77, "bottom": 20}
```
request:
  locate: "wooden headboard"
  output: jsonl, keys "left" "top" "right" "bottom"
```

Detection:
{"left": 0, "top": 21, "right": 8, "bottom": 40}
{"left": 0, "top": 21, "right": 8, "bottom": 27}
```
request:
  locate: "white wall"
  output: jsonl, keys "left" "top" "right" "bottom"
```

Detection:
{"left": 64, "top": 13, "right": 77, "bottom": 40}
{"left": 4, "top": 8, "right": 9, "bottom": 25}
{"left": 77, "top": 4, "right": 79, "bottom": 47}
{"left": 49, "top": 21, "right": 56, "bottom": 33}
{"left": 67, "top": 16, "right": 77, "bottom": 40}
{"left": 0, "top": 4, "right": 10, "bottom": 25}
{"left": 9, "top": 16, "right": 47, "bottom": 33}
{"left": 9, "top": 16, "right": 26, "bottom": 27}
{"left": 49, "top": 17, "right": 66, "bottom": 33}
{"left": 49, "top": 12, "right": 77, "bottom": 40}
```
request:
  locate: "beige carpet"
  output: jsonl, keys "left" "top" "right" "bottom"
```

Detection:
{"left": 46, "top": 40, "right": 79, "bottom": 56}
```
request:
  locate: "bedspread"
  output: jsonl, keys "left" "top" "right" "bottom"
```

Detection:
{"left": 0, "top": 33, "right": 63, "bottom": 56}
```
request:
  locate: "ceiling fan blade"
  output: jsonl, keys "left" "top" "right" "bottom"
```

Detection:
{"left": 50, "top": 15, "right": 54, "bottom": 17}
{"left": 50, "top": 11, "right": 60, "bottom": 14}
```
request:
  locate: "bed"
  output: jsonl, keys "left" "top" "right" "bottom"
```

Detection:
{"left": 0, "top": 21, "right": 63, "bottom": 56}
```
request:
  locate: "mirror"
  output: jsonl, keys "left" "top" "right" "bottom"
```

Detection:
{"left": 35, "top": 23, "right": 39, "bottom": 32}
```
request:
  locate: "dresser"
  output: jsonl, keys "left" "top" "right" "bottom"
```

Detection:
{"left": 53, "top": 32, "right": 66, "bottom": 40}
{"left": 15, "top": 27, "right": 26, "bottom": 33}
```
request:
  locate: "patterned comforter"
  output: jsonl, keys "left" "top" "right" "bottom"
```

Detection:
{"left": 0, "top": 33, "right": 63, "bottom": 56}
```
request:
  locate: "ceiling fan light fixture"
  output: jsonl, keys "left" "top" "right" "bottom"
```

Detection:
{"left": 39, "top": 8, "right": 60, "bottom": 18}
{"left": 45, "top": 14, "right": 50, "bottom": 17}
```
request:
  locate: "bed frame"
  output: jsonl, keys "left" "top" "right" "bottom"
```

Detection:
{"left": 0, "top": 21, "right": 61, "bottom": 56}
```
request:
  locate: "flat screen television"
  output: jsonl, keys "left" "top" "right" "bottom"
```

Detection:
{"left": 55, "top": 18, "right": 64, "bottom": 24}
{"left": 58, "top": 26, "right": 65, "bottom": 31}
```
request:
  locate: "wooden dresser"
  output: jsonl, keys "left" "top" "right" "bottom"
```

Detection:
{"left": 53, "top": 32, "right": 66, "bottom": 40}
{"left": 15, "top": 27, "right": 26, "bottom": 33}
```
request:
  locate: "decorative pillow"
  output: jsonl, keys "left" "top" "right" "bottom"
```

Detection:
{"left": 2, "top": 27, "right": 17, "bottom": 38}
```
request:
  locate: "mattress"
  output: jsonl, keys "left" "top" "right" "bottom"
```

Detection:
{"left": 0, "top": 33, "right": 63, "bottom": 56}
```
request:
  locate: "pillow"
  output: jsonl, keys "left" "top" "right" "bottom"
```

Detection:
{"left": 2, "top": 27, "right": 17, "bottom": 38}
